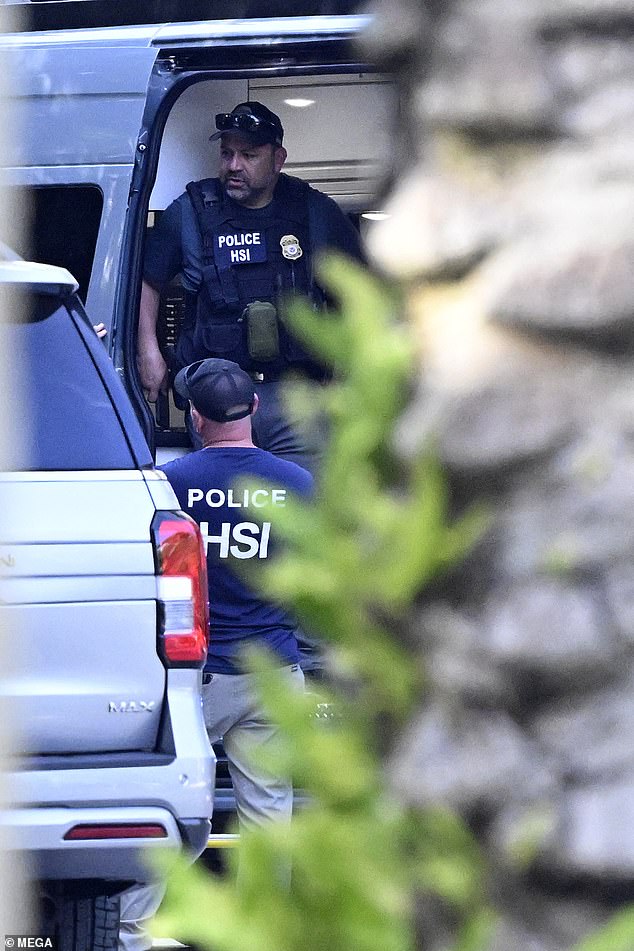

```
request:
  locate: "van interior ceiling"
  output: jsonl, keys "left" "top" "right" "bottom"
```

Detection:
{"left": 150, "top": 74, "right": 394, "bottom": 212}
{"left": 150, "top": 73, "right": 395, "bottom": 444}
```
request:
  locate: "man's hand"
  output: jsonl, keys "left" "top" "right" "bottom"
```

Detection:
{"left": 138, "top": 279, "right": 168, "bottom": 402}
{"left": 137, "top": 341, "right": 169, "bottom": 402}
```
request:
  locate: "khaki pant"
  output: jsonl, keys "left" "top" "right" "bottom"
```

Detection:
{"left": 118, "top": 663, "right": 304, "bottom": 949}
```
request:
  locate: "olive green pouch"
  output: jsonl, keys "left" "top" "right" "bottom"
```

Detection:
{"left": 244, "top": 300, "right": 280, "bottom": 362}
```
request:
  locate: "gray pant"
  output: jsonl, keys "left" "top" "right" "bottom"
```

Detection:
{"left": 202, "top": 664, "right": 305, "bottom": 829}
{"left": 118, "top": 882, "right": 166, "bottom": 951}
{"left": 118, "top": 664, "right": 304, "bottom": 949}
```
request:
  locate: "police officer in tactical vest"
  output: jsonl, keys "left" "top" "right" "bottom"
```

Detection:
{"left": 138, "top": 101, "right": 364, "bottom": 472}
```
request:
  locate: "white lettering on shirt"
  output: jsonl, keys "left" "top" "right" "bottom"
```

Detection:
{"left": 200, "top": 521, "right": 231, "bottom": 558}
{"left": 200, "top": 521, "right": 271, "bottom": 559}
{"left": 191, "top": 488, "right": 286, "bottom": 508}
{"left": 192, "top": 489, "right": 286, "bottom": 560}
{"left": 218, "top": 232, "right": 262, "bottom": 248}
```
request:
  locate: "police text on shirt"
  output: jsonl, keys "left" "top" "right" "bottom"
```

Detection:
{"left": 188, "top": 486, "right": 286, "bottom": 560}
{"left": 215, "top": 231, "right": 267, "bottom": 266}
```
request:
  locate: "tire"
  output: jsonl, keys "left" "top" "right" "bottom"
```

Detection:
{"left": 42, "top": 892, "right": 120, "bottom": 951}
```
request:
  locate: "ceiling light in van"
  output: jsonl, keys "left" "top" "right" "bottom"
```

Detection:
{"left": 284, "top": 98, "right": 315, "bottom": 108}
{"left": 362, "top": 212, "right": 391, "bottom": 221}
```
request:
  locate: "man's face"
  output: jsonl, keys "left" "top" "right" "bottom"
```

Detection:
{"left": 218, "top": 132, "right": 286, "bottom": 208}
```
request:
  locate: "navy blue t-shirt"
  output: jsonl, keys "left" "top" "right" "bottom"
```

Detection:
{"left": 160, "top": 446, "right": 313, "bottom": 674}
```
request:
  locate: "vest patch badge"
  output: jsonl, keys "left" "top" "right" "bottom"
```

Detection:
{"left": 215, "top": 231, "right": 267, "bottom": 266}
{"left": 280, "top": 234, "right": 303, "bottom": 260}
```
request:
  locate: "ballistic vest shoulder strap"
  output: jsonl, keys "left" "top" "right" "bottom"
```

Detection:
{"left": 304, "top": 183, "right": 329, "bottom": 305}
{"left": 186, "top": 178, "right": 227, "bottom": 268}
{"left": 186, "top": 178, "right": 239, "bottom": 305}
{"left": 274, "top": 175, "right": 317, "bottom": 299}
{"left": 276, "top": 174, "right": 311, "bottom": 234}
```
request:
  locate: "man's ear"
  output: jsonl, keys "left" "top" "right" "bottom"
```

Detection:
{"left": 274, "top": 145, "right": 287, "bottom": 173}
{"left": 190, "top": 405, "right": 203, "bottom": 433}
{"left": 251, "top": 393, "right": 260, "bottom": 417}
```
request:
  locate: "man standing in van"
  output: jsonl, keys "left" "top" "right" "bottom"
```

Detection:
{"left": 138, "top": 101, "right": 363, "bottom": 472}
{"left": 118, "top": 356, "right": 312, "bottom": 950}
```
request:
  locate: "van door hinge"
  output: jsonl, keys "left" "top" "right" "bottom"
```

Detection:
{"left": 158, "top": 56, "right": 178, "bottom": 73}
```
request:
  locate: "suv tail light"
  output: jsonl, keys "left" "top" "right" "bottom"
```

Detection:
{"left": 151, "top": 511, "right": 209, "bottom": 667}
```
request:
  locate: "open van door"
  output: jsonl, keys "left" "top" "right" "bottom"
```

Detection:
{"left": 0, "top": 28, "right": 160, "bottom": 326}
{"left": 114, "top": 15, "right": 381, "bottom": 450}
{"left": 0, "top": 14, "right": 386, "bottom": 451}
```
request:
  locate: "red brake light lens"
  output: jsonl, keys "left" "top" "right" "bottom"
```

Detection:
{"left": 64, "top": 824, "right": 168, "bottom": 841}
{"left": 152, "top": 512, "right": 209, "bottom": 667}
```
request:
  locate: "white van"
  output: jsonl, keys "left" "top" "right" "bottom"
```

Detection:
{"left": 0, "top": 6, "right": 394, "bottom": 458}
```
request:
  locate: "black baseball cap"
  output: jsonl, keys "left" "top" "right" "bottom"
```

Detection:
{"left": 174, "top": 358, "right": 256, "bottom": 423}
{"left": 210, "top": 101, "right": 284, "bottom": 147}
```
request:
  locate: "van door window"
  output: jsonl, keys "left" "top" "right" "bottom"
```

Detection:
{"left": 13, "top": 185, "right": 103, "bottom": 304}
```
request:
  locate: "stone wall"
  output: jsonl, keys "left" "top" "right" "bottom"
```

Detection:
{"left": 360, "top": 2, "right": 634, "bottom": 948}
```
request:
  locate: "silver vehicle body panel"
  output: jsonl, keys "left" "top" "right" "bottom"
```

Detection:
{"left": 3, "top": 602, "right": 162, "bottom": 753}
{"left": 2, "top": 46, "right": 158, "bottom": 167}
{"left": 0, "top": 15, "right": 369, "bottom": 48}
{"left": 7, "top": 668, "right": 213, "bottom": 810}
{"left": 0, "top": 39, "right": 158, "bottom": 327}
{"left": 142, "top": 468, "right": 185, "bottom": 510}
{"left": 0, "top": 473, "right": 165, "bottom": 753}
{"left": 2, "top": 806, "right": 183, "bottom": 881}
{"left": 4, "top": 665, "right": 214, "bottom": 880}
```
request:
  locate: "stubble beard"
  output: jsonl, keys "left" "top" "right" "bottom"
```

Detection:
{"left": 221, "top": 171, "right": 275, "bottom": 208}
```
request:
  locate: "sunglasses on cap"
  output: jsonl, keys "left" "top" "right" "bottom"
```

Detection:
{"left": 214, "top": 112, "right": 281, "bottom": 142}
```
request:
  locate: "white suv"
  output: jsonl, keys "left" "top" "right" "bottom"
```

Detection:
{"left": 0, "top": 261, "right": 214, "bottom": 950}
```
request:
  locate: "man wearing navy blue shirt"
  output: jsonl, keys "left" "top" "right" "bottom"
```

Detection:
{"left": 160, "top": 357, "right": 313, "bottom": 829}
{"left": 118, "top": 358, "right": 312, "bottom": 949}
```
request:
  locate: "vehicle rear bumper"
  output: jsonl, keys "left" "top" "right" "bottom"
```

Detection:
{"left": 1, "top": 806, "right": 210, "bottom": 882}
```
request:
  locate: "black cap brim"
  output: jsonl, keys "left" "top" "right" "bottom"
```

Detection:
{"left": 173, "top": 365, "right": 193, "bottom": 400}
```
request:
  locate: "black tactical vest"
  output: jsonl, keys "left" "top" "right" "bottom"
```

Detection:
{"left": 181, "top": 174, "right": 325, "bottom": 378}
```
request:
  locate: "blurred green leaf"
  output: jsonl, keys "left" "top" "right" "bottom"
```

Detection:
{"left": 573, "top": 905, "right": 634, "bottom": 951}
{"left": 454, "top": 910, "right": 498, "bottom": 951}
